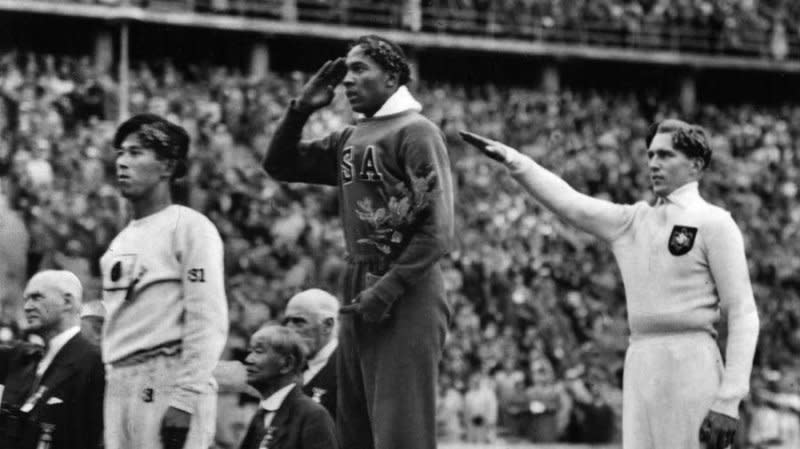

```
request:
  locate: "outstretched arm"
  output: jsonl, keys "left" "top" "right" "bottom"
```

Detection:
{"left": 460, "top": 131, "right": 633, "bottom": 241}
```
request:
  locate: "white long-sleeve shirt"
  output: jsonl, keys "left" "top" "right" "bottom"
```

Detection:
{"left": 505, "top": 153, "right": 759, "bottom": 418}
{"left": 101, "top": 204, "right": 228, "bottom": 413}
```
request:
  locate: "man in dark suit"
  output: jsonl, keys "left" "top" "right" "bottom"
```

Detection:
{"left": 281, "top": 289, "right": 338, "bottom": 419}
{"left": 0, "top": 270, "right": 105, "bottom": 449}
{"left": 214, "top": 289, "right": 339, "bottom": 419}
{"left": 239, "top": 324, "right": 336, "bottom": 449}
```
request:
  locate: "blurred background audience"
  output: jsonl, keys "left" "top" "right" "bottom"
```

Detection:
{"left": 1, "top": 50, "right": 799, "bottom": 445}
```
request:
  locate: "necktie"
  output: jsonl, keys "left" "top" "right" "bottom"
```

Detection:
{"left": 258, "top": 419, "right": 277, "bottom": 449}
{"left": 10, "top": 343, "right": 47, "bottom": 412}
{"left": 243, "top": 408, "right": 266, "bottom": 449}
{"left": 251, "top": 406, "right": 278, "bottom": 449}
{"left": 21, "top": 343, "right": 46, "bottom": 395}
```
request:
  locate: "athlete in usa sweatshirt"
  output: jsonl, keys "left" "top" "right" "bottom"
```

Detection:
{"left": 264, "top": 47, "right": 454, "bottom": 449}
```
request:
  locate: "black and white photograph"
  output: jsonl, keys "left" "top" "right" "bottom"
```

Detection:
{"left": 0, "top": 1, "right": 797, "bottom": 448}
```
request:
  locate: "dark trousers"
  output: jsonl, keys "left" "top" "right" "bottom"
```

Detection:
{"left": 336, "top": 260, "right": 449, "bottom": 449}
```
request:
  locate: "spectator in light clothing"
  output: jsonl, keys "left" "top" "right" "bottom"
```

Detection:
{"left": 436, "top": 375, "right": 464, "bottom": 442}
{"left": 525, "top": 356, "right": 572, "bottom": 442}
{"left": 463, "top": 372, "right": 498, "bottom": 443}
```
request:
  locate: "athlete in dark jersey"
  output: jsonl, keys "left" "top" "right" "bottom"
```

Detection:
{"left": 263, "top": 35, "right": 454, "bottom": 449}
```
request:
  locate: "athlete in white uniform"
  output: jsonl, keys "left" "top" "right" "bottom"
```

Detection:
{"left": 101, "top": 114, "right": 228, "bottom": 449}
{"left": 461, "top": 119, "right": 759, "bottom": 449}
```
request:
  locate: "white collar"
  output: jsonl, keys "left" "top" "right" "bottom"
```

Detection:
{"left": 656, "top": 181, "right": 701, "bottom": 208}
{"left": 259, "top": 383, "right": 296, "bottom": 412}
{"left": 37, "top": 326, "right": 81, "bottom": 376}
{"left": 308, "top": 339, "right": 337, "bottom": 369}
{"left": 48, "top": 326, "right": 81, "bottom": 352}
{"left": 373, "top": 86, "right": 422, "bottom": 117}
{"left": 303, "top": 339, "right": 337, "bottom": 384}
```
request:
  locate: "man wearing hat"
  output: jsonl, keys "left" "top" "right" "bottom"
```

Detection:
{"left": 0, "top": 270, "right": 104, "bottom": 449}
{"left": 80, "top": 301, "right": 105, "bottom": 346}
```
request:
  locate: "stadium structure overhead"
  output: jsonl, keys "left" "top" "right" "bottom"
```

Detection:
{"left": 2, "top": 0, "right": 800, "bottom": 74}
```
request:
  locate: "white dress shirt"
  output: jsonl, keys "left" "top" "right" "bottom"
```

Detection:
{"left": 37, "top": 326, "right": 81, "bottom": 377}
{"left": 259, "top": 383, "right": 296, "bottom": 428}
{"left": 303, "top": 339, "right": 337, "bottom": 385}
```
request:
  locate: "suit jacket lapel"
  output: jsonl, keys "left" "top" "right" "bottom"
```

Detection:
{"left": 241, "top": 408, "right": 266, "bottom": 449}
{"left": 266, "top": 385, "right": 300, "bottom": 448}
{"left": 33, "top": 335, "right": 84, "bottom": 405}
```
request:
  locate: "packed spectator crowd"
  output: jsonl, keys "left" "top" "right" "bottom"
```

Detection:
{"left": 423, "top": 0, "right": 797, "bottom": 57}
{"left": 18, "top": 0, "right": 800, "bottom": 59}
{"left": 1, "top": 50, "right": 799, "bottom": 446}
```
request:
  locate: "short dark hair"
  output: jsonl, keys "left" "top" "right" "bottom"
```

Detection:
{"left": 254, "top": 324, "right": 308, "bottom": 376}
{"left": 113, "top": 114, "right": 190, "bottom": 179}
{"left": 349, "top": 35, "right": 411, "bottom": 86}
{"left": 645, "top": 119, "right": 712, "bottom": 169}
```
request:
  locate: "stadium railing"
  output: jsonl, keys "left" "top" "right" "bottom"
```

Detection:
{"left": 9, "top": 0, "right": 800, "bottom": 59}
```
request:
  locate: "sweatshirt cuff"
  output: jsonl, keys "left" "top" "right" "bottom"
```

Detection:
{"left": 169, "top": 387, "right": 200, "bottom": 414}
{"left": 288, "top": 99, "right": 315, "bottom": 117}
{"left": 710, "top": 397, "right": 741, "bottom": 419}
{"left": 370, "top": 273, "right": 405, "bottom": 307}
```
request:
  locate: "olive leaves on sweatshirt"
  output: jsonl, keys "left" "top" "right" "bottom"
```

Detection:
{"left": 355, "top": 167, "right": 438, "bottom": 255}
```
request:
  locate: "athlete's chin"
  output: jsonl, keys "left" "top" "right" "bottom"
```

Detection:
{"left": 348, "top": 100, "right": 363, "bottom": 112}
{"left": 651, "top": 184, "right": 668, "bottom": 196}
{"left": 349, "top": 100, "right": 378, "bottom": 116}
{"left": 117, "top": 186, "right": 138, "bottom": 199}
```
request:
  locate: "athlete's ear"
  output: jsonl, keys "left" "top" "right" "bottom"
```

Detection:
{"left": 162, "top": 159, "right": 177, "bottom": 179}
{"left": 691, "top": 157, "right": 703, "bottom": 173}
{"left": 385, "top": 71, "right": 398, "bottom": 89}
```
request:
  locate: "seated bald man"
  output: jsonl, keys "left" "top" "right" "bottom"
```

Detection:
{"left": 0, "top": 270, "right": 105, "bottom": 449}
{"left": 214, "top": 289, "right": 339, "bottom": 418}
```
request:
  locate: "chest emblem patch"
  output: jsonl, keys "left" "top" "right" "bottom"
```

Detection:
{"left": 668, "top": 225, "right": 698, "bottom": 256}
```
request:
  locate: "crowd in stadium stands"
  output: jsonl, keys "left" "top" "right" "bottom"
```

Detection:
{"left": 21, "top": 0, "right": 799, "bottom": 58}
{"left": 2, "top": 51, "right": 800, "bottom": 447}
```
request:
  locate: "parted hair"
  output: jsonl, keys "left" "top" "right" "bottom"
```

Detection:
{"left": 255, "top": 323, "right": 309, "bottom": 376}
{"left": 645, "top": 119, "right": 712, "bottom": 169}
{"left": 113, "top": 113, "right": 190, "bottom": 179}
{"left": 349, "top": 35, "right": 412, "bottom": 86}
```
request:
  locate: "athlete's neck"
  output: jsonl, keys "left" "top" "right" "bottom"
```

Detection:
{"left": 130, "top": 187, "right": 172, "bottom": 219}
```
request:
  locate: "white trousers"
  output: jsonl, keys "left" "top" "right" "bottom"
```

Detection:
{"left": 622, "top": 332, "right": 723, "bottom": 449}
{"left": 104, "top": 354, "right": 217, "bottom": 449}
